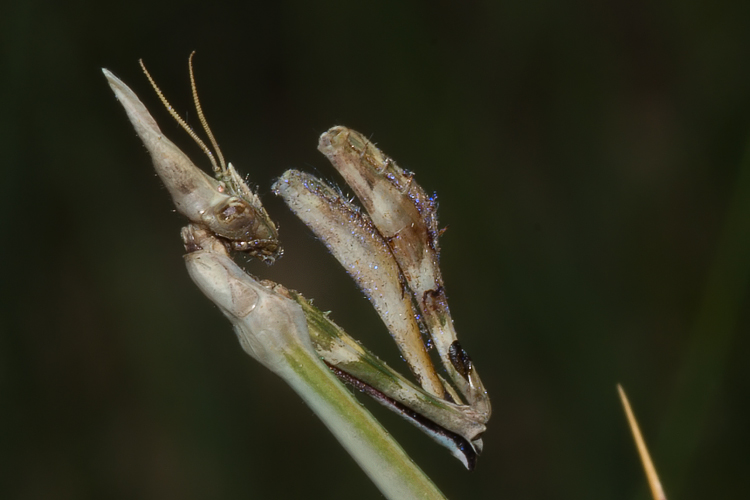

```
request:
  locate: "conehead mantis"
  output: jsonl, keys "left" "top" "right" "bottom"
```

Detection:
{"left": 102, "top": 54, "right": 490, "bottom": 492}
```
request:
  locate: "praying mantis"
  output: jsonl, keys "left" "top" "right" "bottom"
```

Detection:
{"left": 103, "top": 53, "right": 491, "bottom": 498}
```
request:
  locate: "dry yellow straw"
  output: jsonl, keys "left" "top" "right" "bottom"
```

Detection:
{"left": 618, "top": 384, "right": 667, "bottom": 500}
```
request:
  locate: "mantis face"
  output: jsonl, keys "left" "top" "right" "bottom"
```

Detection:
{"left": 105, "top": 53, "right": 281, "bottom": 263}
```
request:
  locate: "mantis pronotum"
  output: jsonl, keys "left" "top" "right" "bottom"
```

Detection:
{"left": 102, "top": 55, "right": 490, "bottom": 475}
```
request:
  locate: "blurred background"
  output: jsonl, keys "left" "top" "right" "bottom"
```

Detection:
{"left": 2, "top": 1, "right": 749, "bottom": 498}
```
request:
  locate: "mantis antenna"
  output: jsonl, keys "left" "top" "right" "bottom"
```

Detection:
{"left": 139, "top": 56, "right": 224, "bottom": 176}
{"left": 188, "top": 51, "right": 226, "bottom": 173}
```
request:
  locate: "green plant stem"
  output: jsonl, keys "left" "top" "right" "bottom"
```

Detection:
{"left": 282, "top": 340, "right": 447, "bottom": 500}
{"left": 183, "top": 227, "right": 447, "bottom": 500}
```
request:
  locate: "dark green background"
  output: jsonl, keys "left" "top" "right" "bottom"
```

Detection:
{"left": 2, "top": 1, "right": 749, "bottom": 498}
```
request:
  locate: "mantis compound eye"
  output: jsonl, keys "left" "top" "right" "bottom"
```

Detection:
{"left": 217, "top": 197, "right": 249, "bottom": 223}
{"left": 206, "top": 197, "right": 282, "bottom": 262}
{"left": 210, "top": 198, "right": 259, "bottom": 238}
